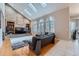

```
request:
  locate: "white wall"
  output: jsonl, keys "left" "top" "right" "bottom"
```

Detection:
{"left": 53, "top": 7, "right": 69, "bottom": 40}
{"left": 34, "top": 7, "right": 69, "bottom": 40}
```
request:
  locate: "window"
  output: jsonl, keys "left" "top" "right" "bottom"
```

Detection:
{"left": 69, "top": 21, "right": 76, "bottom": 32}
{"left": 28, "top": 3, "right": 37, "bottom": 13}
{"left": 40, "top": 3, "right": 47, "bottom": 7}
{"left": 24, "top": 9, "right": 32, "bottom": 16}
{"left": 46, "top": 16, "right": 55, "bottom": 33}
{"left": 49, "top": 16, "right": 55, "bottom": 33}
{"left": 32, "top": 16, "right": 55, "bottom": 34}
{"left": 38, "top": 19, "right": 44, "bottom": 34}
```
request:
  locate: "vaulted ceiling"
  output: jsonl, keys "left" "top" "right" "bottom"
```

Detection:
{"left": 8, "top": 3, "right": 69, "bottom": 20}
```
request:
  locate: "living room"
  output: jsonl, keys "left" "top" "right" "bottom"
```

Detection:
{"left": 0, "top": 3, "right": 77, "bottom": 56}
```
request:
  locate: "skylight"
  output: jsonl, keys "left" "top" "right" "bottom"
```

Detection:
{"left": 39, "top": 19, "right": 44, "bottom": 22}
{"left": 28, "top": 3, "right": 37, "bottom": 13}
{"left": 41, "top": 3, "right": 47, "bottom": 7}
{"left": 24, "top": 9, "right": 32, "bottom": 16}
{"left": 49, "top": 16, "right": 53, "bottom": 21}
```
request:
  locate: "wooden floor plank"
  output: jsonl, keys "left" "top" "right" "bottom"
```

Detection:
{"left": 0, "top": 36, "right": 59, "bottom": 56}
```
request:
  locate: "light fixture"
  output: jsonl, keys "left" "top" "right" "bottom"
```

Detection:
{"left": 41, "top": 3, "right": 47, "bottom": 7}
{"left": 28, "top": 3, "right": 37, "bottom": 13}
{"left": 24, "top": 9, "right": 32, "bottom": 16}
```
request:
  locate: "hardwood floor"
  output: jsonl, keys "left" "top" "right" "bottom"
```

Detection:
{"left": 29, "top": 40, "right": 59, "bottom": 56}
{"left": 1, "top": 36, "right": 79, "bottom": 56}
{"left": 0, "top": 36, "right": 59, "bottom": 56}
{"left": 0, "top": 36, "right": 13, "bottom": 56}
{"left": 0, "top": 36, "right": 29, "bottom": 56}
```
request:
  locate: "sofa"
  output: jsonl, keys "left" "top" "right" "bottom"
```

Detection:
{"left": 30, "top": 33, "right": 55, "bottom": 55}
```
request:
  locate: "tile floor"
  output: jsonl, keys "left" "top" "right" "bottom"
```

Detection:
{"left": 45, "top": 39, "right": 79, "bottom": 56}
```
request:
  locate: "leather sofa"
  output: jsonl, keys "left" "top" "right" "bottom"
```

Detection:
{"left": 30, "top": 33, "right": 55, "bottom": 55}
